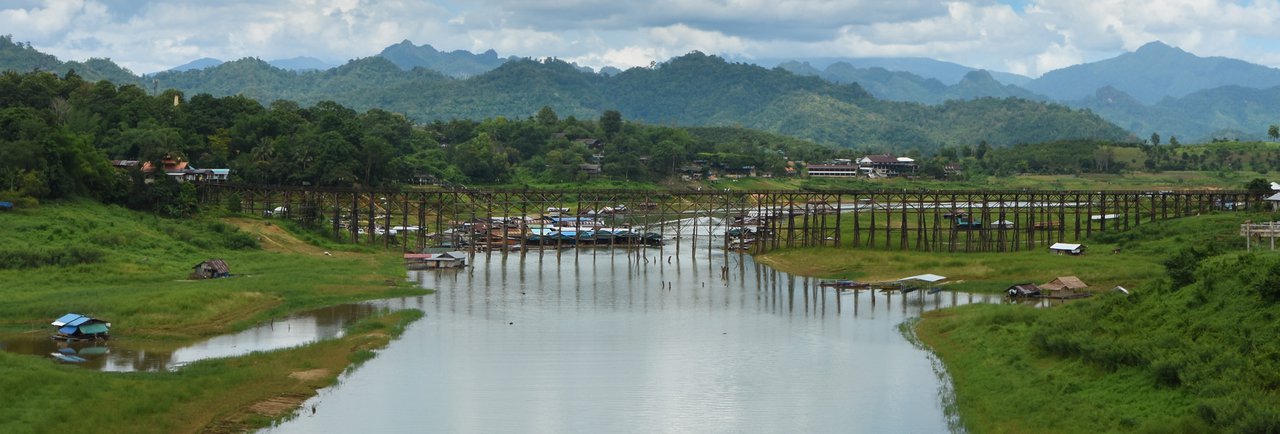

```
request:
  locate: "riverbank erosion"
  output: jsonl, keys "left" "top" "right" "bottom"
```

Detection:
{"left": 761, "top": 212, "right": 1280, "bottom": 432}
{"left": 0, "top": 200, "right": 429, "bottom": 433}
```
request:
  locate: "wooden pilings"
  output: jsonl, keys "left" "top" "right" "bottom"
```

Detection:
{"left": 195, "top": 184, "right": 1253, "bottom": 254}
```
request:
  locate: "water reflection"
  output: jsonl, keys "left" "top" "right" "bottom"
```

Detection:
{"left": 1, "top": 304, "right": 379, "bottom": 372}
{"left": 273, "top": 246, "right": 999, "bottom": 434}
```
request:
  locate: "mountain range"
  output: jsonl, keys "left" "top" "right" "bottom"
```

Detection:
{"left": 164, "top": 56, "right": 337, "bottom": 73}
{"left": 3, "top": 35, "right": 1277, "bottom": 144}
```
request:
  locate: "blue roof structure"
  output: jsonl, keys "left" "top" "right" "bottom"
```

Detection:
{"left": 51, "top": 313, "right": 110, "bottom": 337}
{"left": 51, "top": 313, "right": 84, "bottom": 327}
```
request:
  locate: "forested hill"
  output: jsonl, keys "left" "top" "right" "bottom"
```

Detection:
{"left": 0, "top": 35, "right": 142, "bottom": 87}
{"left": 148, "top": 51, "right": 1128, "bottom": 150}
{"left": 0, "top": 35, "right": 1130, "bottom": 150}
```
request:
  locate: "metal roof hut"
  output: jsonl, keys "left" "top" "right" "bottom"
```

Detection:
{"left": 1049, "top": 243, "right": 1086, "bottom": 255}
{"left": 1006, "top": 283, "right": 1042, "bottom": 298}
{"left": 896, "top": 274, "right": 947, "bottom": 293}
{"left": 1265, "top": 192, "right": 1280, "bottom": 211}
{"left": 1040, "top": 276, "right": 1089, "bottom": 298}
{"left": 404, "top": 251, "right": 468, "bottom": 270}
{"left": 51, "top": 313, "right": 110, "bottom": 340}
{"left": 191, "top": 259, "right": 231, "bottom": 279}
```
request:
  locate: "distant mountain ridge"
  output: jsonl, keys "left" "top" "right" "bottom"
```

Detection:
{"left": 9, "top": 34, "right": 1274, "bottom": 143}
{"left": 376, "top": 40, "right": 512, "bottom": 77}
{"left": 1027, "top": 41, "right": 1280, "bottom": 104}
{"left": 778, "top": 61, "right": 1045, "bottom": 104}
{"left": 162, "top": 56, "right": 336, "bottom": 73}
{"left": 142, "top": 51, "right": 1128, "bottom": 149}
{"left": 743, "top": 55, "right": 1032, "bottom": 86}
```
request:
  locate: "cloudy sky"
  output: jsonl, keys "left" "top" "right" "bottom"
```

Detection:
{"left": 4, "top": 0, "right": 1280, "bottom": 76}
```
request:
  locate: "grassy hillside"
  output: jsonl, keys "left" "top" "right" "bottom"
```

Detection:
{"left": 0, "top": 200, "right": 424, "bottom": 337}
{"left": 0, "top": 200, "right": 429, "bottom": 433}
{"left": 916, "top": 212, "right": 1280, "bottom": 433}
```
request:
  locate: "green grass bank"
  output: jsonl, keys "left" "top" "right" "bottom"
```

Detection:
{"left": 0, "top": 200, "right": 429, "bottom": 433}
{"left": 762, "top": 211, "right": 1280, "bottom": 432}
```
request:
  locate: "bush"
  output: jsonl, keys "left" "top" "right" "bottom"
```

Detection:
{"left": 0, "top": 246, "right": 105, "bottom": 269}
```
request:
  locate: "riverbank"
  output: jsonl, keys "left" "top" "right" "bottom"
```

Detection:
{"left": 756, "top": 244, "right": 1160, "bottom": 295}
{"left": 0, "top": 200, "right": 430, "bottom": 432}
{"left": 761, "top": 211, "right": 1280, "bottom": 432}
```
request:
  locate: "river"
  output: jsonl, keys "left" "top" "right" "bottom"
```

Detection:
{"left": 267, "top": 245, "right": 997, "bottom": 433}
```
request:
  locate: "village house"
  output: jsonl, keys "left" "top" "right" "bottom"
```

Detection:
{"left": 805, "top": 159, "right": 859, "bottom": 178}
{"left": 1265, "top": 192, "right": 1280, "bottom": 211}
{"left": 723, "top": 166, "right": 757, "bottom": 178}
{"left": 115, "top": 156, "right": 231, "bottom": 183}
{"left": 579, "top": 163, "right": 602, "bottom": 177}
{"left": 576, "top": 138, "right": 605, "bottom": 152}
{"left": 806, "top": 155, "right": 918, "bottom": 178}
{"left": 856, "top": 154, "right": 917, "bottom": 178}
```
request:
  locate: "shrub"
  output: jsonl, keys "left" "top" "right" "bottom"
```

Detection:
{"left": 0, "top": 246, "right": 105, "bottom": 269}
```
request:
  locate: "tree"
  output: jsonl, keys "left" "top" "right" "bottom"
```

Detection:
{"left": 535, "top": 106, "right": 558, "bottom": 126}
{"left": 1246, "top": 178, "right": 1271, "bottom": 194}
{"left": 1168, "top": 136, "right": 1179, "bottom": 146}
{"left": 1269, "top": 124, "right": 1279, "bottom": 142}
{"left": 1150, "top": 132, "right": 1161, "bottom": 146}
{"left": 600, "top": 110, "right": 622, "bottom": 140}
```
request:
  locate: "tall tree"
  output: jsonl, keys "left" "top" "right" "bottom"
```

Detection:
{"left": 600, "top": 110, "right": 622, "bottom": 140}
{"left": 535, "top": 106, "right": 558, "bottom": 126}
{"left": 1150, "top": 132, "right": 1161, "bottom": 146}
{"left": 1269, "top": 124, "right": 1279, "bottom": 142}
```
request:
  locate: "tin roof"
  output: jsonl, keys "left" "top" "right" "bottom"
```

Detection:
{"left": 1049, "top": 243, "right": 1082, "bottom": 251}
{"left": 52, "top": 313, "right": 84, "bottom": 327}
{"left": 194, "top": 259, "right": 230, "bottom": 274}
{"left": 899, "top": 274, "right": 946, "bottom": 283}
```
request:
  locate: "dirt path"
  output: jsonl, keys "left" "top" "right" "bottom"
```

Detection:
{"left": 222, "top": 218, "right": 344, "bottom": 257}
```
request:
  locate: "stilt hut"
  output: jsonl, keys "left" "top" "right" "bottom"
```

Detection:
{"left": 51, "top": 313, "right": 110, "bottom": 341}
{"left": 404, "top": 251, "right": 468, "bottom": 269}
{"left": 1006, "top": 283, "right": 1042, "bottom": 298}
{"left": 1040, "top": 276, "right": 1089, "bottom": 298}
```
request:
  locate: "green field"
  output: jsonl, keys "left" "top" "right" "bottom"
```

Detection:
{"left": 0, "top": 201, "right": 428, "bottom": 433}
{"left": 705, "top": 170, "right": 1267, "bottom": 191}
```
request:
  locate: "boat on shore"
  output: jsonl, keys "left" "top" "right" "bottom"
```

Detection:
{"left": 820, "top": 280, "right": 869, "bottom": 289}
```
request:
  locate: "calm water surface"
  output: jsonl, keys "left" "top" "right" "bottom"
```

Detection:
{"left": 0, "top": 304, "right": 378, "bottom": 372}
{"left": 269, "top": 245, "right": 997, "bottom": 434}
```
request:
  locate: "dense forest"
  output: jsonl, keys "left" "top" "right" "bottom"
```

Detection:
{"left": 0, "top": 70, "right": 835, "bottom": 211}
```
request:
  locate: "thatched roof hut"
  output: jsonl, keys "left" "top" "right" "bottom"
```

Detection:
{"left": 1041, "top": 276, "right": 1088, "bottom": 295}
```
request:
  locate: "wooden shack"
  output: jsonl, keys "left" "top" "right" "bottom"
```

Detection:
{"left": 1040, "top": 276, "right": 1089, "bottom": 298}
{"left": 404, "top": 251, "right": 468, "bottom": 270}
{"left": 1006, "top": 283, "right": 1042, "bottom": 298}
{"left": 191, "top": 259, "right": 231, "bottom": 279}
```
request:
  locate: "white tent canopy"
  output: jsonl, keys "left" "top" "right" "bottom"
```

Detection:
{"left": 898, "top": 273, "right": 946, "bottom": 283}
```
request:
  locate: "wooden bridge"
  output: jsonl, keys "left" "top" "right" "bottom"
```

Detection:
{"left": 197, "top": 184, "right": 1254, "bottom": 254}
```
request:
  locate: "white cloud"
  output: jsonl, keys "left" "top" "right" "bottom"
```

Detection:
{"left": 2, "top": 0, "right": 1279, "bottom": 76}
